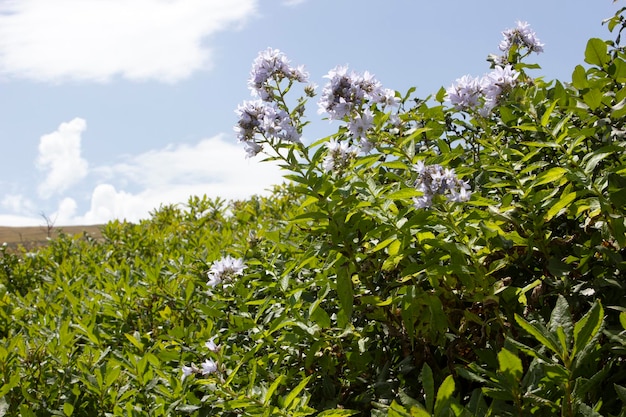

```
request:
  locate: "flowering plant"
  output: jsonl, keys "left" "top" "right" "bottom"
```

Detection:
{"left": 2, "top": 11, "right": 626, "bottom": 417}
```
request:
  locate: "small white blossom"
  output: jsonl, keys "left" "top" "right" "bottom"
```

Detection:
{"left": 248, "top": 48, "right": 308, "bottom": 101}
{"left": 201, "top": 359, "right": 218, "bottom": 375}
{"left": 234, "top": 100, "right": 301, "bottom": 156}
{"left": 446, "top": 65, "right": 519, "bottom": 116}
{"left": 322, "top": 139, "right": 358, "bottom": 172}
{"left": 207, "top": 255, "right": 246, "bottom": 287}
{"left": 205, "top": 336, "right": 220, "bottom": 353}
{"left": 347, "top": 108, "right": 374, "bottom": 139}
{"left": 181, "top": 365, "right": 194, "bottom": 381}
{"left": 413, "top": 163, "right": 472, "bottom": 208}
{"left": 206, "top": 273, "right": 222, "bottom": 288}
{"left": 446, "top": 75, "right": 483, "bottom": 111}
{"left": 499, "top": 21, "right": 544, "bottom": 54}
{"left": 318, "top": 66, "right": 387, "bottom": 120}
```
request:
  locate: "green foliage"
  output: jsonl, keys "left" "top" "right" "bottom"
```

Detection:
{"left": 2, "top": 8, "right": 626, "bottom": 416}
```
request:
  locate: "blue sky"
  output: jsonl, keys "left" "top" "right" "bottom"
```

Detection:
{"left": 0, "top": 0, "right": 618, "bottom": 226}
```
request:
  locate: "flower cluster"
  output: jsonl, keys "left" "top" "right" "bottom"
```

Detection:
{"left": 318, "top": 66, "right": 399, "bottom": 152}
{"left": 248, "top": 48, "right": 309, "bottom": 101}
{"left": 234, "top": 100, "right": 301, "bottom": 157}
{"left": 412, "top": 161, "right": 472, "bottom": 209}
{"left": 446, "top": 64, "right": 519, "bottom": 116}
{"left": 206, "top": 255, "right": 246, "bottom": 288}
{"left": 499, "top": 21, "right": 544, "bottom": 55}
{"left": 322, "top": 139, "right": 359, "bottom": 173}
{"left": 318, "top": 66, "right": 397, "bottom": 120}
{"left": 181, "top": 337, "right": 221, "bottom": 381}
{"left": 235, "top": 49, "right": 309, "bottom": 157}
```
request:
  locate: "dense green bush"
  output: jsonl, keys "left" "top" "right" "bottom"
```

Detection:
{"left": 1, "top": 7, "right": 626, "bottom": 416}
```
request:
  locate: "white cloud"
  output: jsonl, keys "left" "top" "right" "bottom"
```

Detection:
{"left": 0, "top": 0, "right": 257, "bottom": 83}
{"left": 36, "top": 118, "right": 89, "bottom": 199}
{"left": 69, "top": 135, "right": 285, "bottom": 224}
{"left": 2, "top": 193, "right": 36, "bottom": 215}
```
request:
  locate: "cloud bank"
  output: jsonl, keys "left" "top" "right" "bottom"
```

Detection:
{"left": 1, "top": 119, "right": 285, "bottom": 226}
{"left": 36, "top": 118, "right": 89, "bottom": 199}
{"left": 0, "top": 0, "right": 258, "bottom": 82}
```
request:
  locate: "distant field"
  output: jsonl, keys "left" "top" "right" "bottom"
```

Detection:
{"left": 0, "top": 225, "right": 103, "bottom": 251}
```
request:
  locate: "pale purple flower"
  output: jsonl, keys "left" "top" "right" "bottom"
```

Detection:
{"left": 374, "top": 88, "right": 400, "bottom": 108}
{"left": 206, "top": 273, "right": 222, "bottom": 288}
{"left": 447, "top": 65, "right": 519, "bottom": 115}
{"left": 248, "top": 48, "right": 308, "bottom": 101}
{"left": 207, "top": 255, "right": 246, "bottom": 287}
{"left": 205, "top": 336, "right": 220, "bottom": 353}
{"left": 448, "top": 183, "right": 472, "bottom": 203}
{"left": 201, "top": 359, "right": 218, "bottom": 375}
{"left": 413, "top": 195, "right": 433, "bottom": 209}
{"left": 446, "top": 75, "right": 483, "bottom": 111}
{"left": 487, "top": 65, "right": 519, "bottom": 87}
{"left": 181, "top": 365, "right": 194, "bottom": 381}
{"left": 499, "top": 21, "right": 544, "bottom": 54}
{"left": 322, "top": 139, "right": 358, "bottom": 172}
{"left": 318, "top": 66, "right": 387, "bottom": 120}
{"left": 359, "top": 138, "right": 374, "bottom": 154}
{"left": 413, "top": 163, "right": 472, "bottom": 208}
{"left": 234, "top": 99, "right": 301, "bottom": 156}
{"left": 347, "top": 108, "right": 374, "bottom": 139}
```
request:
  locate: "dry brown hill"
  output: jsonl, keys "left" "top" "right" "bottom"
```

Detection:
{"left": 0, "top": 225, "right": 103, "bottom": 251}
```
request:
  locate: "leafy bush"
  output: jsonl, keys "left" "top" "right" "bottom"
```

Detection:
{"left": 1, "top": 7, "right": 626, "bottom": 417}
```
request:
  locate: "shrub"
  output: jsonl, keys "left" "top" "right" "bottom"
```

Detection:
{"left": 1, "top": 7, "right": 626, "bottom": 417}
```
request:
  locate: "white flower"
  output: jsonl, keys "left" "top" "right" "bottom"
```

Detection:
{"left": 448, "top": 182, "right": 472, "bottom": 203}
{"left": 446, "top": 75, "right": 482, "bottom": 111}
{"left": 234, "top": 100, "right": 301, "bottom": 154}
{"left": 413, "top": 162, "right": 472, "bottom": 208}
{"left": 201, "top": 359, "right": 218, "bottom": 375}
{"left": 447, "top": 65, "right": 519, "bottom": 116}
{"left": 207, "top": 255, "right": 246, "bottom": 287}
{"left": 322, "top": 139, "right": 358, "bottom": 172}
{"left": 206, "top": 273, "right": 222, "bottom": 288}
{"left": 205, "top": 336, "right": 220, "bottom": 353}
{"left": 499, "top": 21, "right": 544, "bottom": 54}
{"left": 181, "top": 365, "right": 194, "bottom": 381}
{"left": 318, "top": 66, "right": 387, "bottom": 120}
{"left": 248, "top": 47, "right": 308, "bottom": 100}
{"left": 413, "top": 195, "right": 433, "bottom": 209}
{"left": 347, "top": 108, "right": 374, "bottom": 139}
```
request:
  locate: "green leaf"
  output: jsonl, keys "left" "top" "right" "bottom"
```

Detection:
{"left": 421, "top": 363, "right": 435, "bottom": 413}
{"left": 572, "top": 65, "right": 589, "bottom": 89}
{"left": 548, "top": 295, "right": 574, "bottom": 347}
{"left": 534, "top": 167, "right": 568, "bottom": 187}
{"left": 541, "top": 101, "right": 558, "bottom": 127}
{"left": 585, "top": 38, "right": 609, "bottom": 66}
{"left": 63, "top": 403, "right": 74, "bottom": 417}
{"left": 283, "top": 376, "right": 312, "bottom": 410}
{"left": 583, "top": 88, "right": 603, "bottom": 110}
{"left": 545, "top": 191, "right": 578, "bottom": 221}
{"left": 572, "top": 300, "right": 604, "bottom": 360}
{"left": 515, "top": 314, "right": 562, "bottom": 357}
{"left": 263, "top": 375, "right": 285, "bottom": 406}
{"left": 583, "top": 148, "right": 616, "bottom": 174}
{"left": 387, "top": 188, "right": 422, "bottom": 200}
{"left": 104, "top": 364, "right": 122, "bottom": 388}
{"left": 434, "top": 375, "right": 455, "bottom": 417}
{"left": 498, "top": 348, "right": 523, "bottom": 380}
{"left": 336, "top": 268, "right": 354, "bottom": 327}
{"left": 316, "top": 410, "right": 359, "bottom": 417}
{"left": 620, "top": 312, "right": 626, "bottom": 331}
{"left": 614, "top": 384, "right": 626, "bottom": 404}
